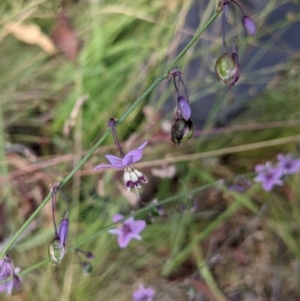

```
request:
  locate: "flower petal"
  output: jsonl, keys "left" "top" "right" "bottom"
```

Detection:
{"left": 131, "top": 234, "right": 142, "bottom": 241}
{"left": 122, "top": 149, "right": 143, "bottom": 166}
{"left": 112, "top": 214, "right": 124, "bottom": 223}
{"left": 105, "top": 155, "right": 123, "bottom": 167}
{"left": 137, "top": 140, "right": 148, "bottom": 150}
{"left": 94, "top": 164, "right": 120, "bottom": 171}
{"left": 108, "top": 229, "right": 121, "bottom": 235}
{"left": 131, "top": 220, "right": 146, "bottom": 234}
{"left": 118, "top": 233, "right": 132, "bottom": 248}
{"left": 5, "top": 279, "right": 14, "bottom": 295}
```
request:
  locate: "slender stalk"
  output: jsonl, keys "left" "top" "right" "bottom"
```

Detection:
{"left": 179, "top": 75, "right": 190, "bottom": 103}
{"left": 51, "top": 187, "right": 58, "bottom": 237}
{"left": 222, "top": 7, "right": 228, "bottom": 52}
{"left": 0, "top": 9, "right": 220, "bottom": 257}
{"left": 108, "top": 118, "right": 125, "bottom": 158}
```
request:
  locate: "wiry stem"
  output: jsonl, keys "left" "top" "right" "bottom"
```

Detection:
{"left": 108, "top": 117, "right": 125, "bottom": 158}
{"left": 230, "top": 0, "right": 246, "bottom": 15}
{"left": 222, "top": 6, "right": 228, "bottom": 53}
{"left": 179, "top": 75, "right": 190, "bottom": 103}
{"left": 50, "top": 182, "right": 70, "bottom": 237}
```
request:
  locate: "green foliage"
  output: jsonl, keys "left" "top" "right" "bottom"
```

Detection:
{"left": 1, "top": 0, "right": 300, "bottom": 300}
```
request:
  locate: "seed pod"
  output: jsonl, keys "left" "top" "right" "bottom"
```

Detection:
{"left": 215, "top": 52, "right": 240, "bottom": 88}
{"left": 171, "top": 119, "right": 194, "bottom": 145}
{"left": 48, "top": 238, "right": 66, "bottom": 264}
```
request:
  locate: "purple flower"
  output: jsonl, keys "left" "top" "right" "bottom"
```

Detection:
{"left": 177, "top": 96, "right": 191, "bottom": 121}
{"left": 242, "top": 15, "right": 256, "bottom": 36}
{"left": 0, "top": 254, "right": 21, "bottom": 295}
{"left": 133, "top": 283, "right": 155, "bottom": 301}
{"left": 277, "top": 153, "right": 300, "bottom": 175}
{"left": 94, "top": 141, "right": 148, "bottom": 196}
{"left": 254, "top": 162, "right": 283, "bottom": 191}
{"left": 109, "top": 214, "right": 146, "bottom": 248}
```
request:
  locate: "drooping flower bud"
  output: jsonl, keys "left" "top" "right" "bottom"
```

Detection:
{"left": 215, "top": 50, "right": 240, "bottom": 88}
{"left": 242, "top": 15, "right": 256, "bottom": 36}
{"left": 171, "top": 118, "right": 194, "bottom": 145}
{"left": 58, "top": 218, "right": 69, "bottom": 248}
{"left": 177, "top": 96, "right": 191, "bottom": 121}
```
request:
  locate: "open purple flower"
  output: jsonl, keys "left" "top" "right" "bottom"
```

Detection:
{"left": 94, "top": 141, "right": 148, "bottom": 196}
{"left": 0, "top": 254, "right": 21, "bottom": 295}
{"left": 133, "top": 283, "right": 155, "bottom": 301}
{"left": 277, "top": 153, "right": 300, "bottom": 175}
{"left": 254, "top": 162, "right": 283, "bottom": 191}
{"left": 109, "top": 214, "right": 146, "bottom": 248}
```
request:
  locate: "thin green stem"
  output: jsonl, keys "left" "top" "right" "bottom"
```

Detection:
{"left": 0, "top": 9, "right": 220, "bottom": 257}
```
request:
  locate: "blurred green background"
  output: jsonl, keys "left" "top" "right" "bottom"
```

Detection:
{"left": 1, "top": 0, "right": 300, "bottom": 300}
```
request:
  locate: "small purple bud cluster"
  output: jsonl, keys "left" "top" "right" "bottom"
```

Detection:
{"left": 215, "top": 0, "right": 256, "bottom": 88}
{"left": 168, "top": 69, "right": 194, "bottom": 145}
{"left": 254, "top": 153, "right": 300, "bottom": 192}
{"left": 75, "top": 248, "right": 94, "bottom": 275}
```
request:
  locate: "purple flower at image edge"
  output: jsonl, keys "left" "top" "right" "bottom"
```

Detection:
{"left": 133, "top": 283, "right": 155, "bottom": 301}
{"left": 94, "top": 141, "right": 148, "bottom": 195}
{"left": 109, "top": 214, "right": 146, "bottom": 248}
{"left": 0, "top": 257, "right": 21, "bottom": 295}
{"left": 254, "top": 162, "right": 283, "bottom": 191}
{"left": 277, "top": 153, "right": 300, "bottom": 175}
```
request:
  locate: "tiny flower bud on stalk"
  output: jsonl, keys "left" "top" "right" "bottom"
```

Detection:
{"left": 75, "top": 248, "right": 94, "bottom": 275}
{"left": 242, "top": 15, "right": 256, "bottom": 36}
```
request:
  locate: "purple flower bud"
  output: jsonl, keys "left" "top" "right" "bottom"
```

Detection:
{"left": 242, "top": 15, "right": 256, "bottom": 36}
{"left": 85, "top": 251, "right": 94, "bottom": 259}
{"left": 171, "top": 118, "right": 193, "bottom": 145}
{"left": 58, "top": 218, "right": 69, "bottom": 248}
{"left": 177, "top": 96, "right": 191, "bottom": 121}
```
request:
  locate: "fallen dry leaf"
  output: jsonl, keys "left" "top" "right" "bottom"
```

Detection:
{"left": 51, "top": 12, "right": 80, "bottom": 61}
{"left": 5, "top": 22, "right": 57, "bottom": 55}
